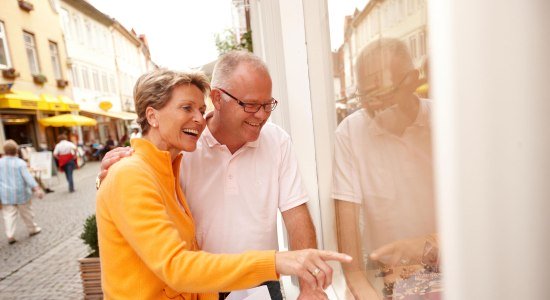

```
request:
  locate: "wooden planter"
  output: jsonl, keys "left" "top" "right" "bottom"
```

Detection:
{"left": 79, "top": 256, "right": 103, "bottom": 299}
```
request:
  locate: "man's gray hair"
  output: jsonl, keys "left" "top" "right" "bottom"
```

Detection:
{"left": 211, "top": 51, "right": 270, "bottom": 89}
{"left": 355, "top": 38, "right": 414, "bottom": 92}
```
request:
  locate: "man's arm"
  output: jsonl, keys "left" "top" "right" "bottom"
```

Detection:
{"left": 282, "top": 203, "right": 328, "bottom": 299}
{"left": 335, "top": 200, "right": 380, "bottom": 300}
{"left": 97, "top": 146, "right": 134, "bottom": 183}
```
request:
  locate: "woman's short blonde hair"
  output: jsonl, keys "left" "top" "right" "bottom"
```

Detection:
{"left": 133, "top": 68, "right": 211, "bottom": 134}
{"left": 3, "top": 139, "right": 19, "bottom": 156}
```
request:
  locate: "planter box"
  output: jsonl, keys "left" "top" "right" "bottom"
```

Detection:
{"left": 78, "top": 256, "right": 103, "bottom": 299}
{"left": 18, "top": 0, "right": 34, "bottom": 12}
{"left": 2, "top": 68, "right": 20, "bottom": 80}
{"left": 57, "top": 79, "right": 69, "bottom": 88}
{"left": 32, "top": 74, "right": 47, "bottom": 85}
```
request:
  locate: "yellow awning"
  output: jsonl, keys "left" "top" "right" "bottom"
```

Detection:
{"left": 0, "top": 90, "right": 49, "bottom": 110}
{"left": 81, "top": 109, "right": 137, "bottom": 121}
{"left": 41, "top": 93, "right": 67, "bottom": 111}
{"left": 58, "top": 95, "right": 79, "bottom": 111}
{"left": 39, "top": 113, "right": 97, "bottom": 127}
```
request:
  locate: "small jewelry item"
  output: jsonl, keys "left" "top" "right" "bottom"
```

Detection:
{"left": 311, "top": 267, "right": 321, "bottom": 276}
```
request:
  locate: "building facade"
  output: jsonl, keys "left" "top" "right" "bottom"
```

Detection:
{"left": 0, "top": 0, "right": 77, "bottom": 153}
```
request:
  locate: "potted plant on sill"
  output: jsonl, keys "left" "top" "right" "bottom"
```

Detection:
{"left": 2, "top": 68, "right": 20, "bottom": 80}
{"left": 79, "top": 214, "right": 103, "bottom": 299}
{"left": 18, "top": 0, "right": 34, "bottom": 12}
{"left": 32, "top": 74, "right": 47, "bottom": 85}
{"left": 56, "top": 79, "right": 69, "bottom": 88}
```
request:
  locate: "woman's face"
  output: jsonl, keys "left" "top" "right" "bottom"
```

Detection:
{"left": 154, "top": 84, "right": 206, "bottom": 153}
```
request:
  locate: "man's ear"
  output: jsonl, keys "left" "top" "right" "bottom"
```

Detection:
{"left": 210, "top": 89, "right": 223, "bottom": 110}
{"left": 403, "top": 69, "right": 421, "bottom": 93}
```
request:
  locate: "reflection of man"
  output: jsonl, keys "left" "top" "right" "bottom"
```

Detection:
{"left": 332, "top": 39, "right": 436, "bottom": 298}
{"left": 101, "top": 51, "right": 324, "bottom": 299}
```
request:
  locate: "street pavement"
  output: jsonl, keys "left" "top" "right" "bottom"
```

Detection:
{"left": 0, "top": 161, "right": 100, "bottom": 299}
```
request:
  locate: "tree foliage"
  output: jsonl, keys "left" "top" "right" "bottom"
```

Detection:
{"left": 215, "top": 29, "right": 253, "bottom": 55}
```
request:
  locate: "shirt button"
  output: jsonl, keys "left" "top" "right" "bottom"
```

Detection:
{"left": 228, "top": 175, "right": 233, "bottom": 179}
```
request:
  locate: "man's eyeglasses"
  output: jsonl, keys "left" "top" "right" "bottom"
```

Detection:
{"left": 355, "top": 72, "right": 410, "bottom": 104}
{"left": 217, "top": 88, "right": 278, "bottom": 113}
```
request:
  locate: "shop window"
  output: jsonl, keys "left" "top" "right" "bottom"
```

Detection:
{"left": 328, "top": 0, "right": 439, "bottom": 298}
{"left": 0, "top": 21, "right": 12, "bottom": 69}
{"left": 23, "top": 31, "right": 40, "bottom": 74}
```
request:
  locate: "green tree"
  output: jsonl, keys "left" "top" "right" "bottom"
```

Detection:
{"left": 215, "top": 29, "right": 253, "bottom": 55}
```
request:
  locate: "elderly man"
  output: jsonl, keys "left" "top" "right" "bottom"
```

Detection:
{"left": 100, "top": 51, "right": 324, "bottom": 299}
{"left": 333, "top": 38, "right": 436, "bottom": 299}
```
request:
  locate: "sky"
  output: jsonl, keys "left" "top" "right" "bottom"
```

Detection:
{"left": 88, "top": 0, "right": 234, "bottom": 70}
{"left": 88, "top": 0, "right": 366, "bottom": 69}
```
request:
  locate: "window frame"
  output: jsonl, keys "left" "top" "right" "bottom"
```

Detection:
{"left": 0, "top": 21, "right": 12, "bottom": 69}
{"left": 49, "top": 41, "right": 62, "bottom": 80}
{"left": 23, "top": 31, "right": 40, "bottom": 75}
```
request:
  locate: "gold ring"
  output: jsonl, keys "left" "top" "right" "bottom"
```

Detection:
{"left": 312, "top": 268, "right": 321, "bottom": 276}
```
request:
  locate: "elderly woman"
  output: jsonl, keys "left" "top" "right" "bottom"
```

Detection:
{"left": 0, "top": 140, "right": 44, "bottom": 244}
{"left": 96, "top": 68, "right": 351, "bottom": 299}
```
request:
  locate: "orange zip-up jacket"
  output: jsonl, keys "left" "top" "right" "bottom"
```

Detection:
{"left": 96, "top": 138, "right": 278, "bottom": 299}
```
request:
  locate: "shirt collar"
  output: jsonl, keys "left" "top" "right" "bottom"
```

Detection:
{"left": 202, "top": 112, "right": 260, "bottom": 149}
{"left": 367, "top": 98, "right": 430, "bottom": 136}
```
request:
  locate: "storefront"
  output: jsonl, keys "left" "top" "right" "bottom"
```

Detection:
{"left": 0, "top": 90, "right": 80, "bottom": 153}
{"left": 248, "top": 0, "right": 550, "bottom": 299}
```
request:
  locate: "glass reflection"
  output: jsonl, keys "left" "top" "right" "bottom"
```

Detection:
{"left": 329, "top": 1, "right": 440, "bottom": 298}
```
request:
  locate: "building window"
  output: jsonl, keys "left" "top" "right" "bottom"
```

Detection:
{"left": 60, "top": 8, "right": 71, "bottom": 40}
{"left": 109, "top": 75, "right": 116, "bottom": 94}
{"left": 419, "top": 31, "right": 426, "bottom": 56}
{"left": 101, "top": 72, "right": 109, "bottom": 93}
{"left": 92, "top": 70, "right": 100, "bottom": 91}
{"left": 409, "top": 35, "right": 417, "bottom": 59}
{"left": 85, "top": 20, "right": 92, "bottom": 47}
{"left": 0, "top": 21, "right": 11, "bottom": 69}
{"left": 49, "top": 41, "right": 62, "bottom": 79}
{"left": 23, "top": 32, "right": 40, "bottom": 74}
{"left": 71, "top": 65, "right": 80, "bottom": 88}
{"left": 81, "top": 66, "right": 90, "bottom": 89}
{"left": 72, "top": 14, "right": 83, "bottom": 44}
{"left": 408, "top": 0, "right": 417, "bottom": 14}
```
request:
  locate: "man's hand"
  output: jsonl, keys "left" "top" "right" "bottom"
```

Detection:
{"left": 297, "top": 284, "right": 328, "bottom": 300}
{"left": 369, "top": 235, "right": 438, "bottom": 267}
{"left": 98, "top": 147, "right": 133, "bottom": 182}
{"left": 33, "top": 187, "right": 44, "bottom": 199}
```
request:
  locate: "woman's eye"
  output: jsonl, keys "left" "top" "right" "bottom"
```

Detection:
{"left": 182, "top": 106, "right": 192, "bottom": 112}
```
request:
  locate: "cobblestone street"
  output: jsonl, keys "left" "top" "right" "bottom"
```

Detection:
{"left": 0, "top": 161, "right": 100, "bottom": 299}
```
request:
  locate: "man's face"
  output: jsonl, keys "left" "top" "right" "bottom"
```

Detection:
{"left": 215, "top": 63, "right": 273, "bottom": 146}
{"left": 357, "top": 51, "right": 418, "bottom": 114}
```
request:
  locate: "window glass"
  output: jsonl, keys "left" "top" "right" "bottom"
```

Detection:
{"left": 49, "top": 41, "right": 62, "bottom": 79}
{"left": 81, "top": 66, "right": 90, "bottom": 89}
{"left": 0, "top": 21, "right": 11, "bottom": 68}
{"left": 71, "top": 65, "right": 80, "bottom": 88}
{"left": 328, "top": 1, "right": 438, "bottom": 298}
{"left": 23, "top": 32, "right": 40, "bottom": 74}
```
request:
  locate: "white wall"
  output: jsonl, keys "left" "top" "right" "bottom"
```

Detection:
{"left": 430, "top": 0, "right": 550, "bottom": 299}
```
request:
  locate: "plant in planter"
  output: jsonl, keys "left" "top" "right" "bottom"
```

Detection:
{"left": 18, "top": 0, "right": 34, "bottom": 12}
{"left": 2, "top": 68, "right": 20, "bottom": 80}
{"left": 56, "top": 79, "right": 69, "bottom": 88}
{"left": 32, "top": 74, "right": 48, "bottom": 85}
{"left": 79, "top": 214, "right": 103, "bottom": 299}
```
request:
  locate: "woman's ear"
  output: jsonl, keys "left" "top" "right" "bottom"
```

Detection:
{"left": 145, "top": 107, "right": 158, "bottom": 128}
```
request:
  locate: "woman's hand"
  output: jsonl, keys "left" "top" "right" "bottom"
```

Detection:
{"left": 98, "top": 147, "right": 133, "bottom": 182}
{"left": 275, "top": 249, "right": 352, "bottom": 290}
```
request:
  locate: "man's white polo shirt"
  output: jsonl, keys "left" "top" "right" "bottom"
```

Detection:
{"left": 180, "top": 122, "right": 308, "bottom": 254}
{"left": 332, "top": 99, "right": 435, "bottom": 253}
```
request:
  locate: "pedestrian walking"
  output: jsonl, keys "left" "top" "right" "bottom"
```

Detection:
{"left": 53, "top": 134, "right": 77, "bottom": 193}
{"left": 0, "top": 140, "right": 44, "bottom": 244}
